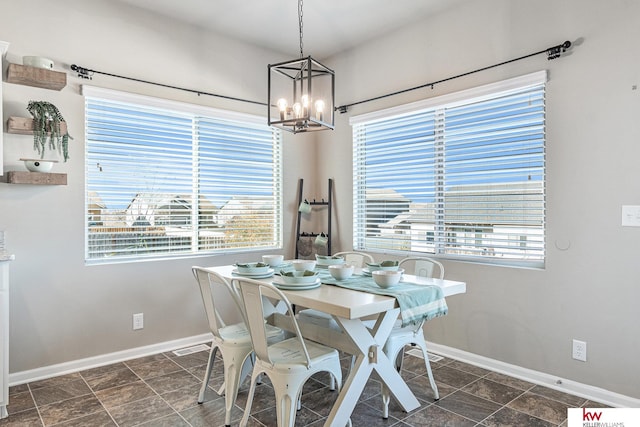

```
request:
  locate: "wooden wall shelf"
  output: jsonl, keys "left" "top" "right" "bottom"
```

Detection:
{"left": 5, "top": 171, "right": 67, "bottom": 185}
{"left": 6, "top": 63, "right": 66, "bottom": 91}
{"left": 6, "top": 116, "right": 67, "bottom": 136}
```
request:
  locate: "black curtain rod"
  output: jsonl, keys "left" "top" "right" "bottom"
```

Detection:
{"left": 71, "top": 40, "right": 571, "bottom": 114}
{"left": 70, "top": 64, "right": 267, "bottom": 107}
{"left": 334, "top": 40, "right": 572, "bottom": 113}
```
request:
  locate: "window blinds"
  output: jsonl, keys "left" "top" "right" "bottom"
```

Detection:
{"left": 84, "top": 87, "right": 282, "bottom": 263}
{"left": 352, "top": 72, "right": 546, "bottom": 267}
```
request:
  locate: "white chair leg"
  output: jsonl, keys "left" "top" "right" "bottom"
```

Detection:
{"left": 419, "top": 345, "right": 439, "bottom": 400}
{"left": 225, "top": 353, "right": 254, "bottom": 426}
{"left": 239, "top": 370, "right": 260, "bottom": 427}
{"left": 395, "top": 347, "right": 405, "bottom": 371}
{"left": 381, "top": 347, "right": 401, "bottom": 419}
{"left": 223, "top": 361, "right": 241, "bottom": 426}
{"left": 331, "top": 355, "right": 354, "bottom": 391}
{"left": 274, "top": 387, "right": 299, "bottom": 427}
{"left": 381, "top": 388, "right": 391, "bottom": 419}
{"left": 198, "top": 347, "right": 218, "bottom": 403}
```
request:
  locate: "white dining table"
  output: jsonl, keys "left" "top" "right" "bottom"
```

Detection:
{"left": 210, "top": 264, "right": 466, "bottom": 427}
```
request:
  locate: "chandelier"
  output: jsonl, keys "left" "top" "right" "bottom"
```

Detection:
{"left": 268, "top": 0, "right": 335, "bottom": 133}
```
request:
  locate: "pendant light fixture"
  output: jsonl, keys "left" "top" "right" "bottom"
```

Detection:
{"left": 268, "top": 0, "right": 335, "bottom": 133}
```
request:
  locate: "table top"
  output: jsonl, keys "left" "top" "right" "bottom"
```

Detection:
{"left": 210, "top": 264, "right": 466, "bottom": 320}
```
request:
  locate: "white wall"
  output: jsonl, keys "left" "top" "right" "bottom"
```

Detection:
{"left": 0, "top": 0, "right": 312, "bottom": 373}
{"left": 1, "top": 0, "right": 639, "bottom": 401}
{"left": 321, "top": 0, "right": 640, "bottom": 399}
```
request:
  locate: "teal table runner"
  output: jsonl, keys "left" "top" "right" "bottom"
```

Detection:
{"left": 316, "top": 270, "right": 448, "bottom": 326}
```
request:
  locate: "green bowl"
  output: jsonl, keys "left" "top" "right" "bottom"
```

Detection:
{"left": 235, "top": 262, "right": 271, "bottom": 274}
{"left": 315, "top": 254, "right": 345, "bottom": 265}
{"left": 280, "top": 270, "right": 319, "bottom": 284}
{"left": 366, "top": 260, "right": 399, "bottom": 271}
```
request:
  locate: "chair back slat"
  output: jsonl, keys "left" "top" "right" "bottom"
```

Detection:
{"left": 192, "top": 266, "right": 247, "bottom": 339}
{"left": 399, "top": 256, "right": 444, "bottom": 279}
{"left": 237, "top": 278, "right": 313, "bottom": 368}
{"left": 333, "top": 251, "right": 375, "bottom": 268}
{"left": 237, "top": 280, "right": 271, "bottom": 362}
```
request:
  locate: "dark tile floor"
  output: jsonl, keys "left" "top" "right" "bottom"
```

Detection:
{"left": 0, "top": 346, "right": 607, "bottom": 426}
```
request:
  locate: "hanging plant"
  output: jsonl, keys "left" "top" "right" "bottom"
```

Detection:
{"left": 27, "top": 100, "right": 72, "bottom": 162}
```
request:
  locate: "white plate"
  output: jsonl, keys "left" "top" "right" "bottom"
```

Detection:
{"left": 271, "top": 262, "right": 293, "bottom": 269}
{"left": 232, "top": 268, "right": 275, "bottom": 279}
{"left": 272, "top": 277, "right": 321, "bottom": 290}
{"left": 274, "top": 281, "right": 321, "bottom": 291}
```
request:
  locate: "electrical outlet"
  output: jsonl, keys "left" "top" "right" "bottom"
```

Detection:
{"left": 572, "top": 339, "right": 587, "bottom": 362}
{"left": 133, "top": 313, "right": 144, "bottom": 330}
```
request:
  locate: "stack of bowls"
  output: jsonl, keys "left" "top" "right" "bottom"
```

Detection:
{"left": 315, "top": 254, "right": 345, "bottom": 266}
{"left": 280, "top": 270, "right": 319, "bottom": 284}
{"left": 235, "top": 262, "right": 271, "bottom": 275}
{"left": 366, "top": 260, "right": 399, "bottom": 271}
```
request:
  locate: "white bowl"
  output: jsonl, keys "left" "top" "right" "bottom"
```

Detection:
{"left": 235, "top": 262, "right": 270, "bottom": 274}
{"left": 292, "top": 259, "right": 316, "bottom": 271}
{"left": 328, "top": 264, "right": 354, "bottom": 280}
{"left": 23, "top": 55, "right": 54, "bottom": 69}
{"left": 22, "top": 159, "right": 55, "bottom": 173}
{"left": 262, "top": 254, "right": 284, "bottom": 267}
{"left": 372, "top": 270, "right": 402, "bottom": 288}
{"left": 315, "top": 254, "right": 345, "bottom": 265}
{"left": 280, "top": 270, "right": 318, "bottom": 284}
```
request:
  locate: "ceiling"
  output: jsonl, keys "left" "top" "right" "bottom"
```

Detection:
{"left": 113, "top": 0, "right": 467, "bottom": 59}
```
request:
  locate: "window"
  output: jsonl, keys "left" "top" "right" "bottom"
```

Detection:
{"left": 84, "top": 86, "right": 282, "bottom": 263}
{"left": 351, "top": 71, "right": 546, "bottom": 267}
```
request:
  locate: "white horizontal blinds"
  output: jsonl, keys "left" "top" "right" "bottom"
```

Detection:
{"left": 443, "top": 85, "right": 545, "bottom": 260}
{"left": 197, "top": 117, "right": 281, "bottom": 251}
{"left": 353, "top": 110, "right": 438, "bottom": 253}
{"left": 352, "top": 73, "right": 546, "bottom": 266}
{"left": 85, "top": 93, "right": 281, "bottom": 262}
{"left": 86, "top": 98, "right": 195, "bottom": 260}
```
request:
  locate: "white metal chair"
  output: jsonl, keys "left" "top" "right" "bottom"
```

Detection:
{"left": 378, "top": 256, "right": 445, "bottom": 417}
{"left": 236, "top": 277, "right": 344, "bottom": 427}
{"left": 398, "top": 256, "right": 444, "bottom": 281}
{"left": 333, "top": 251, "right": 375, "bottom": 268}
{"left": 191, "top": 266, "right": 282, "bottom": 427}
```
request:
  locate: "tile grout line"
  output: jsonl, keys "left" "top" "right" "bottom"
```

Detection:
{"left": 79, "top": 372, "right": 121, "bottom": 427}
{"left": 27, "top": 383, "right": 46, "bottom": 427}
{"left": 112, "top": 354, "right": 194, "bottom": 426}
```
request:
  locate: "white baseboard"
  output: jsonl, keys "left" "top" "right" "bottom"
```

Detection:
{"left": 9, "top": 335, "right": 639, "bottom": 409}
{"left": 427, "top": 342, "right": 640, "bottom": 408}
{"left": 8, "top": 333, "right": 212, "bottom": 386}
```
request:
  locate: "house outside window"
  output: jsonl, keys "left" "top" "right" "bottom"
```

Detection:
{"left": 83, "top": 86, "right": 282, "bottom": 264}
{"left": 351, "top": 71, "right": 546, "bottom": 268}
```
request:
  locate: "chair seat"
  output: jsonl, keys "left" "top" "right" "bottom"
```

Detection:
{"left": 267, "top": 337, "right": 340, "bottom": 367}
{"left": 219, "top": 322, "right": 282, "bottom": 343}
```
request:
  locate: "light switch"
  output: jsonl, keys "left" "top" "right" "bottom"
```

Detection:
{"left": 621, "top": 205, "right": 640, "bottom": 227}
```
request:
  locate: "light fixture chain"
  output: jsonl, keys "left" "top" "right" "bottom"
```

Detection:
{"left": 298, "top": 0, "right": 304, "bottom": 58}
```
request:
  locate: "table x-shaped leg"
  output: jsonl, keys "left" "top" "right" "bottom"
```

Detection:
{"left": 323, "top": 308, "right": 420, "bottom": 427}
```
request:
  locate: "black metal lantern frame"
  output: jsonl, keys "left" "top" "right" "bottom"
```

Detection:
{"left": 268, "top": 56, "right": 335, "bottom": 134}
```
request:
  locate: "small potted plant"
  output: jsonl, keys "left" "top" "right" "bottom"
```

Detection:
{"left": 27, "top": 100, "right": 71, "bottom": 162}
